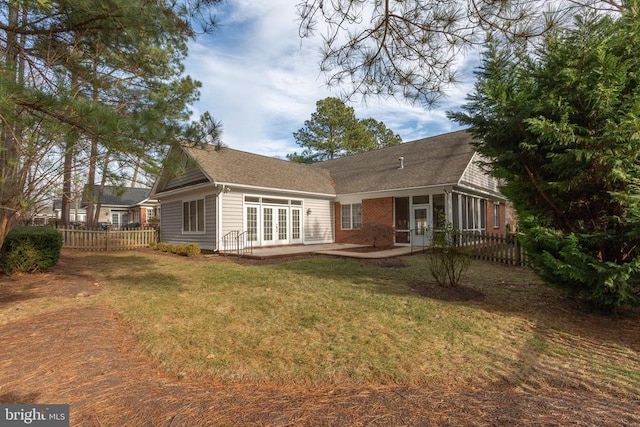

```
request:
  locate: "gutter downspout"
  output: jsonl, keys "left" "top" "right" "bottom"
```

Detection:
{"left": 215, "top": 183, "right": 226, "bottom": 251}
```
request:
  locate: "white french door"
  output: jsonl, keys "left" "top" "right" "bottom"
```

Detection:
{"left": 245, "top": 202, "right": 303, "bottom": 247}
{"left": 262, "top": 206, "right": 288, "bottom": 246}
{"left": 111, "top": 212, "right": 128, "bottom": 229}
{"left": 290, "top": 207, "right": 302, "bottom": 244}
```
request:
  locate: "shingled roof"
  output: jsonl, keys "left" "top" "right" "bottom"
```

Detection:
{"left": 81, "top": 185, "right": 152, "bottom": 207}
{"left": 313, "top": 130, "right": 477, "bottom": 194}
{"left": 159, "top": 130, "right": 479, "bottom": 197}
{"left": 181, "top": 145, "right": 336, "bottom": 195}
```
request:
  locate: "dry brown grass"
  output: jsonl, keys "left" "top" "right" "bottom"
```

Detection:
{"left": 0, "top": 249, "right": 638, "bottom": 426}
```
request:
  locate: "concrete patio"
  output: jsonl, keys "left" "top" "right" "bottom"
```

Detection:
{"left": 238, "top": 243, "right": 423, "bottom": 260}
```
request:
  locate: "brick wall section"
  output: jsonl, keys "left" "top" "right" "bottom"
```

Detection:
{"left": 486, "top": 201, "right": 507, "bottom": 235}
{"left": 335, "top": 197, "right": 395, "bottom": 247}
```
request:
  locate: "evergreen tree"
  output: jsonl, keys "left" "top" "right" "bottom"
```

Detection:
{"left": 0, "top": 0, "right": 220, "bottom": 243}
{"left": 298, "top": 1, "right": 624, "bottom": 106}
{"left": 288, "top": 97, "right": 401, "bottom": 163}
{"left": 449, "top": 3, "right": 640, "bottom": 309}
{"left": 359, "top": 118, "right": 402, "bottom": 152}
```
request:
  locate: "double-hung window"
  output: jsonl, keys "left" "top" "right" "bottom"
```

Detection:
{"left": 341, "top": 203, "right": 362, "bottom": 230}
{"left": 183, "top": 199, "right": 205, "bottom": 232}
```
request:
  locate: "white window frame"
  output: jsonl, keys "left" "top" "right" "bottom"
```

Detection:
{"left": 493, "top": 203, "right": 500, "bottom": 229}
{"left": 341, "top": 203, "right": 362, "bottom": 230}
{"left": 182, "top": 198, "right": 205, "bottom": 233}
{"left": 459, "top": 195, "right": 487, "bottom": 232}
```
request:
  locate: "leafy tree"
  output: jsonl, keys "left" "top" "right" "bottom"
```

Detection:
{"left": 449, "top": 3, "right": 640, "bottom": 309}
{"left": 298, "top": 0, "right": 624, "bottom": 106}
{"left": 288, "top": 97, "right": 401, "bottom": 163}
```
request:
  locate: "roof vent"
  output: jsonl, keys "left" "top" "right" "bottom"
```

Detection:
{"left": 398, "top": 157, "right": 404, "bottom": 169}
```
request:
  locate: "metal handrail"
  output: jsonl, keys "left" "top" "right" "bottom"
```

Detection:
{"left": 221, "top": 230, "right": 253, "bottom": 257}
{"left": 236, "top": 231, "right": 253, "bottom": 257}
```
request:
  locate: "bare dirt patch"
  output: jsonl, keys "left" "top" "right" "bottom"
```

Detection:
{"left": 0, "top": 251, "right": 97, "bottom": 303}
{"left": 1, "top": 250, "right": 639, "bottom": 426}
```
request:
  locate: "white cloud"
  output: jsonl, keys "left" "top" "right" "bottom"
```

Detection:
{"left": 184, "top": 0, "right": 477, "bottom": 157}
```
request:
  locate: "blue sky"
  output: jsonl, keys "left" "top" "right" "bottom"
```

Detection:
{"left": 183, "top": 0, "right": 478, "bottom": 158}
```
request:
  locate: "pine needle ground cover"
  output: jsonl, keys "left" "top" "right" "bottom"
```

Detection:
{"left": 88, "top": 250, "right": 639, "bottom": 393}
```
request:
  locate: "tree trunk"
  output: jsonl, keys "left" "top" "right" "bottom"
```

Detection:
{"left": 94, "top": 151, "right": 112, "bottom": 226}
{"left": 131, "top": 157, "right": 140, "bottom": 188}
{"left": 61, "top": 132, "right": 75, "bottom": 227}
{"left": 0, "top": 4, "right": 20, "bottom": 248}
{"left": 85, "top": 135, "right": 98, "bottom": 229}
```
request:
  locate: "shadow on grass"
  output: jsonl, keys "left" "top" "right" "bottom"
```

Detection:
{"left": 269, "top": 255, "right": 413, "bottom": 298}
{"left": 65, "top": 252, "right": 183, "bottom": 293}
{"left": 271, "top": 257, "right": 640, "bottom": 388}
{"left": 80, "top": 249, "right": 640, "bottom": 402}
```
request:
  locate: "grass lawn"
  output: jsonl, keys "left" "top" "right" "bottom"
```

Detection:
{"left": 85, "top": 250, "right": 639, "bottom": 393}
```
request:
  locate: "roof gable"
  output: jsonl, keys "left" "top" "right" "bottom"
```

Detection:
{"left": 312, "top": 130, "right": 477, "bottom": 194}
{"left": 152, "top": 131, "right": 481, "bottom": 198}
{"left": 178, "top": 145, "right": 336, "bottom": 195}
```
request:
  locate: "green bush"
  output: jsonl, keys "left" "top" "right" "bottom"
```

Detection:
{"left": 150, "top": 241, "right": 200, "bottom": 257}
{"left": 522, "top": 221, "right": 640, "bottom": 310}
{"left": 0, "top": 226, "right": 63, "bottom": 274}
{"left": 182, "top": 243, "right": 200, "bottom": 257}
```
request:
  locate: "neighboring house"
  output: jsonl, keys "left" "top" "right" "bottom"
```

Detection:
{"left": 53, "top": 198, "right": 87, "bottom": 224}
{"left": 80, "top": 185, "right": 159, "bottom": 228}
{"left": 21, "top": 201, "right": 56, "bottom": 225}
{"left": 151, "top": 130, "right": 509, "bottom": 251}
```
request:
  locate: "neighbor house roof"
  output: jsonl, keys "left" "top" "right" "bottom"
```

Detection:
{"left": 313, "top": 130, "right": 477, "bottom": 194}
{"left": 81, "top": 185, "right": 153, "bottom": 207}
{"left": 53, "top": 199, "right": 85, "bottom": 211}
{"left": 181, "top": 145, "right": 336, "bottom": 195}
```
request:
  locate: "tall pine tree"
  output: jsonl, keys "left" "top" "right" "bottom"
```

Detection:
{"left": 288, "top": 97, "right": 401, "bottom": 163}
{"left": 0, "top": 0, "right": 219, "bottom": 243}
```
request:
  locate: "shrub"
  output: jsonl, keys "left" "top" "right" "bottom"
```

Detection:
{"left": 180, "top": 243, "right": 201, "bottom": 257}
{"left": 352, "top": 223, "right": 395, "bottom": 248}
{"left": 150, "top": 241, "right": 200, "bottom": 257}
{"left": 522, "top": 221, "right": 640, "bottom": 310}
{"left": 426, "top": 220, "right": 470, "bottom": 287}
{"left": 0, "top": 226, "right": 63, "bottom": 274}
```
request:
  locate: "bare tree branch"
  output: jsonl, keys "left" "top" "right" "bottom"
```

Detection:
{"left": 298, "top": 0, "right": 625, "bottom": 106}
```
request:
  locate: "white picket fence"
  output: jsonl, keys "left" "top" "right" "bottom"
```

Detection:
{"left": 458, "top": 231, "right": 528, "bottom": 266}
{"left": 57, "top": 227, "right": 157, "bottom": 251}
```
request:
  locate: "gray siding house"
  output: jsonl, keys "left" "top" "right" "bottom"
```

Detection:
{"left": 151, "top": 130, "right": 509, "bottom": 251}
{"left": 152, "top": 144, "right": 336, "bottom": 251}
